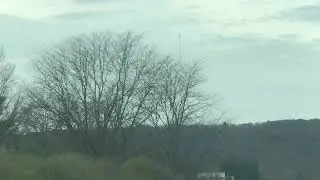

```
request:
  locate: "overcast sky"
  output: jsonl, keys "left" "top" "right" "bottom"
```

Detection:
{"left": 1, "top": 0, "right": 320, "bottom": 123}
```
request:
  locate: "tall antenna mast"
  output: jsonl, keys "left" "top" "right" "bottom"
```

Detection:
{"left": 179, "top": 33, "right": 182, "bottom": 61}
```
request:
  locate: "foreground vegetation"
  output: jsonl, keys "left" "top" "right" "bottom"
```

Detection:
{"left": 0, "top": 153, "right": 182, "bottom": 180}
{"left": 5, "top": 119, "right": 320, "bottom": 180}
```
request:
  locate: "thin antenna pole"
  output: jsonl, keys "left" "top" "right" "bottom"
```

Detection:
{"left": 179, "top": 33, "right": 182, "bottom": 61}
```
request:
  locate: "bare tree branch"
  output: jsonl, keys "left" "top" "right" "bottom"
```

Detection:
{"left": 0, "top": 48, "right": 21, "bottom": 146}
{"left": 149, "top": 58, "right": 215, "bottom": 170}
{"left": 27, "top": 32, "right": 165, "bottom": 156}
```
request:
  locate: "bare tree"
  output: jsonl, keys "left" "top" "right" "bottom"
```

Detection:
{"left": 18, "top": 103, "right": 55, "bottom": 133}
{"left": 26, "top": 31, "right": 218, "bottom": 160}
{"left": 0, "top": 48, "right": 20, "bottom": 146}
{"left": 27, "top": 32, "right": 164, "bottom": 156}
{"left": 0, "top": 48, "right": 14, "bottom": 107}
{"left": 150, "top": 58, "right": 213, "bottom": 171}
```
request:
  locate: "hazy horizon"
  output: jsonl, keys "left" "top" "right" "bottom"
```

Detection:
{"left": 2, "top": 0, "right": 320, "bottom": 123}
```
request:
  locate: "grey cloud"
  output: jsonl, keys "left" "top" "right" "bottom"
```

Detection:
{"left": 53, "top": 9, "right": 134, "bottom": 21}
{"left": 50, "top": 6, "right": 206, "bottom": 28}
{"left": 54, "top": 11, "right": 104, "bottom": 20}
{"left": 279, "top": 5, "right": 320, "bottom": 22}
{"left": 201, "top": 34, "right": 319, "bottom": 59}
{"left": 73, "top": 0, "right": 123, "bottom": 3}
{"left": 184, "top": 4, "right": 201, "bottom": 12}
{"left": 166, "top": 15, "right": 205, "bottom": 26}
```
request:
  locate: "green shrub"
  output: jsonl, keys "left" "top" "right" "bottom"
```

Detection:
{"left": 0, "top": 153, "right": 179, "bottom": 180}
{"left": 121, "top": 156, "right": 179, "bottom": 180}
{"left": 41, "top": 153, "right": 119, "bottom": 180}
{"left": 0, "top": 153, "right": 44, "bottom": 180}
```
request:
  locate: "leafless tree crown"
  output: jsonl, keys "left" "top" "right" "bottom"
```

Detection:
{"left": 25, "top": 32, "right": 215, "bottom": 156}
